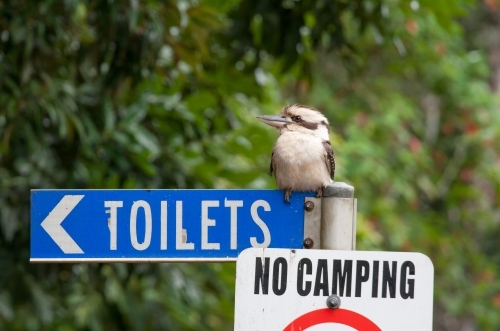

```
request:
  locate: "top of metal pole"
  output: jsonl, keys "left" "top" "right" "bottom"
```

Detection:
{"left": 322, "top": 181, "right": 354, "bottom": 198}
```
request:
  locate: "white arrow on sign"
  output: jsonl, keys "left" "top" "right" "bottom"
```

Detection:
{"left": 40, "top": 195, "right": 85, "bottom": 254}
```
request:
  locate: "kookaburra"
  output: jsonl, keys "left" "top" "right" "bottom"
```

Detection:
{"left": 257, "top": 104, "right": 335, "bottom": 203}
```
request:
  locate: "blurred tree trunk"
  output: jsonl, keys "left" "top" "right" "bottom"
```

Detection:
{"left": 464, "top": 1, "right": 500, "bottom": 94}
{"left": 483, "top": 2, "right": 500, "bottom": 94}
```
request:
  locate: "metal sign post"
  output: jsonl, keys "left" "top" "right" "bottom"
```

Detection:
{"left": 301, "top": 182, "right": 356, "bottom": 251}
{"left": 321, "top": 182, "right": 356, "bottom": 250}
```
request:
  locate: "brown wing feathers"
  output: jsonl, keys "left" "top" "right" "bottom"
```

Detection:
{"left": 322, "top": 140, "right": 335, "bottom": 180}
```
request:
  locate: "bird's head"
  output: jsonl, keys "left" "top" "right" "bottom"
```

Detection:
{"left": 257, "top": 104, "right": 330, "bottom": 140}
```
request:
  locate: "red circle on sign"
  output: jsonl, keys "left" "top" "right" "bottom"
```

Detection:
{"left": 282, "top": 308, "right": 381, "bottom": 331}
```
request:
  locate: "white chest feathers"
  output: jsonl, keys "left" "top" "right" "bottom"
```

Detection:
{"left": 272, "top": 131, "right": 332, "bottom": 191}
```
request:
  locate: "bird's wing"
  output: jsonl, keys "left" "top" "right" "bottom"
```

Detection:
{"left": 322, "top": 140, "right": 335, "bottom": 180}
{"left": 270, "top": 141, "right": 281, "bottom": 176}
{"left": 270, "top": 151, "right": 275, "bottom": 175}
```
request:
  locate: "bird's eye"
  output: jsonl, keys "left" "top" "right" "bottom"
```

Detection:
{"left": 291, "top": 116, "right": 302, "bottom": 122}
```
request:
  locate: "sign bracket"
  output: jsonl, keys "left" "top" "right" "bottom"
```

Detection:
{"left": 303, "top": 181, "right": 356, "bottom": 251}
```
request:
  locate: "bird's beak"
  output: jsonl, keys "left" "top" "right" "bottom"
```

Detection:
{"left": 257, "top": 115, "right": 292, "bottom": 128}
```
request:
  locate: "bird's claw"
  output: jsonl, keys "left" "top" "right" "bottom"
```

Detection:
{"left": 284, "top": 189, "right": 292, "bottom": 203}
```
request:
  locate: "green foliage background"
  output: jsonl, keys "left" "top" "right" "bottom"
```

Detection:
{"left": 1, "top": 0, "right": 500, "bottom": 330}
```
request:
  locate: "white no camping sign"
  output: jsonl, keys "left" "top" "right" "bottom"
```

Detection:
{"left": 234, "top": 248, "right": 434, "bottom": 330}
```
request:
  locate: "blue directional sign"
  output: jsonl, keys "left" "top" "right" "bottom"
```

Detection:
{"left": 31, "top": 190, "right": 313, "bottom": 262}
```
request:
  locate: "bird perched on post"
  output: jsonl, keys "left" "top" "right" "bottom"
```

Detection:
{"left": 257, "top": 104, "right": 335, "bottom": 203}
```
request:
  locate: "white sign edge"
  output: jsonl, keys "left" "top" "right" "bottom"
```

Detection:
{"left": 30, "top": 257, "right": 237, "bottom": 263}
